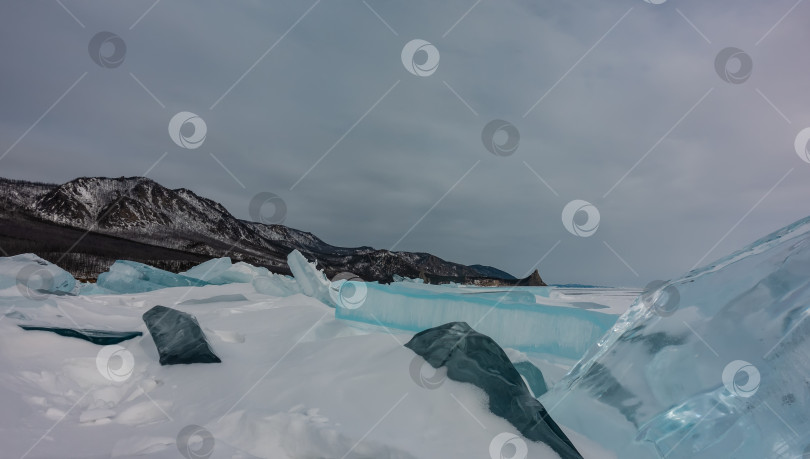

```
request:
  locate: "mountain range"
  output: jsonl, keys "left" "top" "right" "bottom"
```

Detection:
{"left": 0, "top": 176, "right": 541, "bottom": 285}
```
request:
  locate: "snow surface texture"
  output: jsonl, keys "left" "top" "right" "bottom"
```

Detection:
{"left": 541, "top": 216, "right": 810, "bottom": 458}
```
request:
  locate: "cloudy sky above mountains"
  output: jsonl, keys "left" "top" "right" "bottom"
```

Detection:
{"left": 1, "top": 0, "right": 809, "bottom": 286}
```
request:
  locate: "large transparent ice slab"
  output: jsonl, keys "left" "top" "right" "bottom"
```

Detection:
{"left": 540, "top": 216, "right": 810, "bottom": 458}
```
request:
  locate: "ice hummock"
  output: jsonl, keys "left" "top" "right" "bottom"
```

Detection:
{"left": 286, "top": 250, "right": 334, "bottom": 306}
{"left": 257, "top": 252, "right": 624, "bottom": 360}
{"left": 246, "top": 250, "right": 628, "bottom": 361}
{"left": 182, "top": 257, "right": 270, "bottom": 284}
{"left": 250, "top": 250, "right": 336, "bottom": 305}
{"left": 334, "top": 280, "right": 617, "bottom": 359}
{"left": 392, "top": 274, "right": 424, "bottom": 284}
{"left": 0, "top": 253, "right": 79, "bottom": 297}
{"left": 97, "top": 260, "right": 210, "bottom": 293}
{"left": 541, "top": 215, "right": 810, "bottom": 458}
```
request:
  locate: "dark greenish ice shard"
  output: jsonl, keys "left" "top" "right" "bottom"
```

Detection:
{"left": 142, "top": 305, "right": 221, "bottom": 365}
{"left": 405, "top": 321, "right": 582, "bottom": 459}
{"left": 18, "top": 325, "right": 142, "bottom": 345}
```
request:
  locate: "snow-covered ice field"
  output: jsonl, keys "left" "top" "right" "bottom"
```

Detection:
{"left": 0, "top": 255, "right": 623, "bottom": 458}
{"left": 3, "top": 213, "right": 809, "bottom": 458}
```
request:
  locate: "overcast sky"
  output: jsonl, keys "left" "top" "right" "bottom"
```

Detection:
{"left": 1, "top": 0, "right": 809, "bottom": 286}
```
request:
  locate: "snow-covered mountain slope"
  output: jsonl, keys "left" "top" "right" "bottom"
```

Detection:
{"left": 0, "top": 176, "right": 518, "bottom": 284}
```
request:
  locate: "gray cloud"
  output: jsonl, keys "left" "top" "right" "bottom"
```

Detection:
{"left": 1, "top": 0, "right": 808, "bottom": 286}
